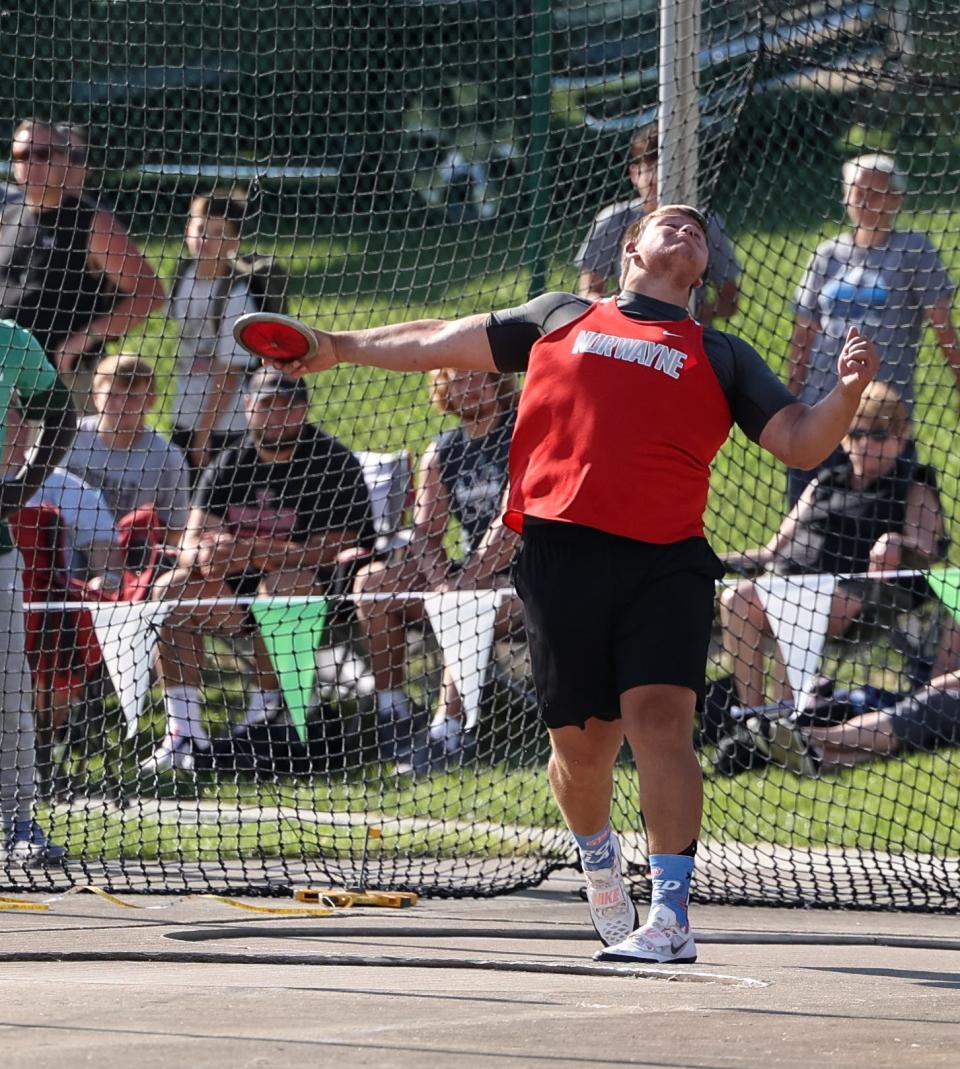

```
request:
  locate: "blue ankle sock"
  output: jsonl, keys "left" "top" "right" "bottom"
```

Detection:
{"left": 573, "top": 824, "right": 616, "bottom": 871}
{"left": 648, "top": 853, "right": 694, "bottom": 928}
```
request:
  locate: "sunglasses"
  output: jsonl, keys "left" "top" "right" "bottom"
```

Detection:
{"left": 847, "top": 427, "right": 891, "bottom": 441}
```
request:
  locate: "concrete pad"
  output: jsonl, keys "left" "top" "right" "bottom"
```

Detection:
{"left": 0, "top": 874, "right": 958, "bottom": 1068}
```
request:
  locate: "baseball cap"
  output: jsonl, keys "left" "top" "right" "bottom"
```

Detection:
{"left": 244, "top": 368, "right": 310, "bottom": 406}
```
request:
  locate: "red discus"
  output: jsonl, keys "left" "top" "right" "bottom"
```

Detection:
{"left": 233, "top": 312, "right": 318, "bottom": 363}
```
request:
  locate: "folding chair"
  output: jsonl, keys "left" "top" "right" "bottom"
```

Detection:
{"left": 10, "top": 504, "right": 164, "bottom": 800}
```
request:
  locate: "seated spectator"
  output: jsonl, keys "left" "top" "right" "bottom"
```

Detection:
{"left": 167, "top": 188, "right": 261, "bottom": 483}
{"left": 144, "top": 369, "right": 374, "bottom": 773}
{"left": 719, "top": 381, "right": 945, "bottom": 711}
{"left": 60, "top": 354, "right": 192, "bottom": 542}
{"left": 575, "top": 124, "right": 741, "bottom": 322}
{"left": 354, "top": 368, "right": 521, "bottom": 774}
{"left": 55, "top": 353, "right": 214, "bottom": 772}
{"left": 4, "top": 402, "right": 117, "bottom": 584}
{"left": 4, "top": 400, "right": 118, "bottom": 795}
{"left": 803, "top": 670, "right": 960, "bottom": 769}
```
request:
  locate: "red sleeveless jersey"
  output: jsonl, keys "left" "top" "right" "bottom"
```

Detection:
{"left": 504, "top": 299, "right": 733, "bottom": 543}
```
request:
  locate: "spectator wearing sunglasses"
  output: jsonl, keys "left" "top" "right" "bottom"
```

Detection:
{"left": 718, "top": 381, "right": 946, "bottom": 711}
{"left": 574, "top": 124, "right": 741, "bottom": 323}
{"left": 0, "top": 119, "right": 165, "bottom": 413}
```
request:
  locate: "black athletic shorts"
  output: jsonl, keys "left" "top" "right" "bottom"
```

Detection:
{"left": 513, "top": 521, "right": 725, "bottom": 730}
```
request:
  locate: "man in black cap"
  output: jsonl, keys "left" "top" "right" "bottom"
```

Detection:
{"left": 143, "top": 369, "right": 374, "bottom": 773}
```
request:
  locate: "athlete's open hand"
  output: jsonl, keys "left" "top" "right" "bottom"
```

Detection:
{"left": 836, "top": 326, "right": 879, "bottom": 395}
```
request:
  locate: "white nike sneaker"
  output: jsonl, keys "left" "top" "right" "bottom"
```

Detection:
{"left": 583, "top": 834, "right": 639, "bottom": 947}
{"left": 593, "top": 903, "right": 698, "bottom": 964}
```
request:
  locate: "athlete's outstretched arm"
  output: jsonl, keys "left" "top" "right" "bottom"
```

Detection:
{"left": 262, "top": 314, "right": 497, "bottom": 377}
{"left": 759, "top": 326, "right": 879, "bottom": 469}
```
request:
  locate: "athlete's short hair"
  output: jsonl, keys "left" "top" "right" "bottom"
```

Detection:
{"left": 623, "top": 204, "right": 709, "bottom": 246}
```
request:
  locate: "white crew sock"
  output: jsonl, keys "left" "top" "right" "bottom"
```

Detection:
{"left": 376, "top": 689, "right": 412, "bottom": 721}
{"left": 163, "top": 685, "right": 210, "bottom": 748}
{"left": 237, "top": 689, "right": 283, "bottom": 729}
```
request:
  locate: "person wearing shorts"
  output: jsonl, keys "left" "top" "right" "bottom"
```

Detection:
{"left": 793, "top": 669, "right": 960, "bottom": 770}
{"left": 144, "top": 369, "right": 374, "bottom": 774}
{"left": 252, "top": 204, "right": 879, "bottom": 964}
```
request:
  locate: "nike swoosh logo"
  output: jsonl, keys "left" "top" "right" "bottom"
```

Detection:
{"left": 662, "top": 331, "right": 684, "bottom": 338}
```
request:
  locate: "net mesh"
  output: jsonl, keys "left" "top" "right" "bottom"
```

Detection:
{"left": 0, "top": 0, "right": 958, "bottom": 910}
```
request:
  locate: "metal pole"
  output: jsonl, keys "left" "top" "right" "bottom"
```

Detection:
{"left": 525, "top": 0, "right": 552, "bottom": 298}
{"left": 658, "top": 0, "right": 700, "bottom": 206}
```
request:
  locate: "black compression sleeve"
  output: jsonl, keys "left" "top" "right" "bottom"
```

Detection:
{"left": 485, "top": 291, "right": 589, "bottom": 372}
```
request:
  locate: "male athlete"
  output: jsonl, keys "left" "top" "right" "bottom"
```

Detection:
{"left": 248, "top": 205, "right": 878, "bottom": 963}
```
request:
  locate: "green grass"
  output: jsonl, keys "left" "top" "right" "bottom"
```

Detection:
{"left": 39, "top": 747, "right": 960, "bottom": 862}
{"left": 706, "top": 750, "right": 960, "bottom": 854}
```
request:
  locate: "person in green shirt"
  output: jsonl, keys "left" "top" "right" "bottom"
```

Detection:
{"left": 0, "top": 319, "right": 77, "bottom": 865}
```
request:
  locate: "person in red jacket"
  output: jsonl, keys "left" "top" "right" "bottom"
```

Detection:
{"left": 246, "top": 204, "right": 879, "bottom": 965}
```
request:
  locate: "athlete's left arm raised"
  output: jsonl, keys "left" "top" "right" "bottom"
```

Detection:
{"left": 759, "top": 327, "right": 878, "bottom": 469}
{"left": 722, "top": 328, "right": 878, "bottom": 469}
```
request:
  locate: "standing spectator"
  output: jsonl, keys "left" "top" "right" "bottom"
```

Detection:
{"left": 0, "top": 120, "right": 165, "bottom": 412}
{"left": 354, "top": 368, "right": 520, "bottom": 773}
{"left": 0, "top": 320, "right": 77, "bottom": 864}
{"left": 167, "top": 188, "right": 261, "bottom": 483}
{"left": 786, "top": 152, "right": 960, "bottom": 503}
{"left": 574, "top": 125, "right": 741, "bottom": 322}
{"left": 60, "top": 354, "right": 192, "bottom": 542}
{"left": 143, "top": 370, "right": 374, "bottom": 773}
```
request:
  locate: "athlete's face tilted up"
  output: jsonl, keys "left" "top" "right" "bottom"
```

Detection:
{"left": 619, "top": 207, "right": 710, "bottom": 301}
